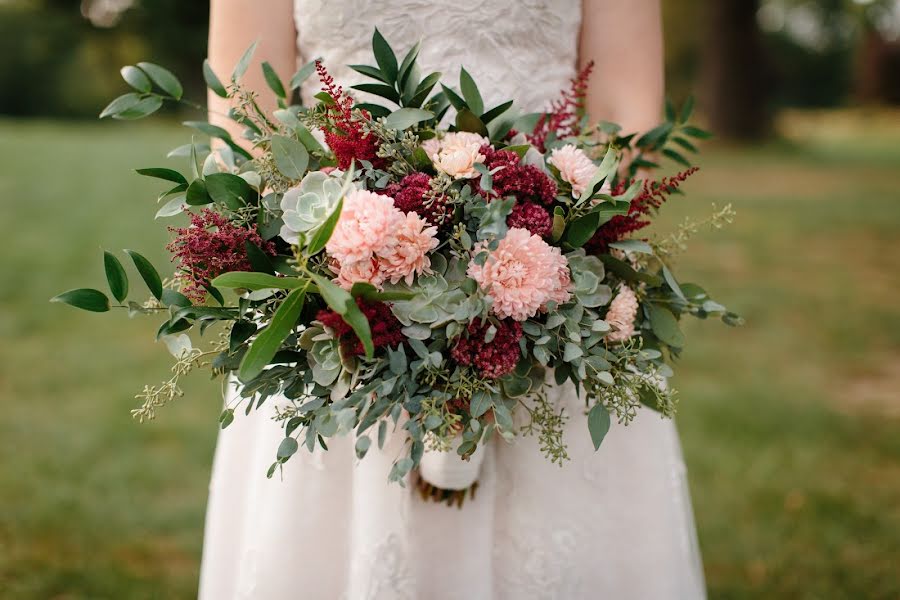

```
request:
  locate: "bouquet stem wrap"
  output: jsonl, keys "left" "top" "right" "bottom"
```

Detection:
{"left": 417, "top": 436, "right": 487, "bottom": 493}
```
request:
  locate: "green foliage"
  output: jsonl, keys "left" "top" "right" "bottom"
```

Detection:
{"left": 239, "top": 285, "right": 308, "bottom": 382}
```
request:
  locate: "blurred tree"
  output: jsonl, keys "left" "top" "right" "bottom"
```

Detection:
{"left": 701, "top": 0, "right": 773, "bottom": 140}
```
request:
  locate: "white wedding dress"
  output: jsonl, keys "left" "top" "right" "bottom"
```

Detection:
{"left": 199, "top": 2, "right": 707, "bottom": 598}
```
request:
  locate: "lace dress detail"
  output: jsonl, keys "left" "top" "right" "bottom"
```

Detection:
{"left": 199, "top": 2, "right": 707, "bottom": 598}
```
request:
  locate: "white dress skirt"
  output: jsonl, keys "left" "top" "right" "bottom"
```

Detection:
{"left": 199, "top": 1, "right": 707, "bottom": 598}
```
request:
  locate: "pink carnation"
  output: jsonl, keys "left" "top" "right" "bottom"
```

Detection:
{"left": 333, "top": 257, "right": 385, "bottom": 290}
{"left": 380, "top": 212, "right": 439, "bottom": 285}
{"left": 549, "top": 144, "right": 597, "bottom": 197}
{"left": 326, "top": 189, "right": 403, "bottom": 265}
{"left": 605, "top": 285, "right": 639, "bottom": 343}
{"left": 468, "top": 227, "right": 572, "bottom": 321}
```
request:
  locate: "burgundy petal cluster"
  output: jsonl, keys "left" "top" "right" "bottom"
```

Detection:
{"left": 383, "top": 172, "right": 450, "bottom": 227}
{"left": 166, "top": 209, "right": 275, "bottom": 302}
{"left": 586, "top": 167, "right": 699, "bottom": 254}
{"left": 507, "top": 202, "right": 552, "bottom": 238}
{"left": 451, "top": 319, "right": 523, "bottom": 380}
{"left": 316, "top": 60, "right": 385, "bottom": 170}
{"left": 317, "top": 298, "right": 406, "bottom": 357}
{"left": 480, "top": 145, "right": 557, "bottom": 206}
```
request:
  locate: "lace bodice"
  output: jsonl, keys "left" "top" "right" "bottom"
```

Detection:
{"left": 294, "top": 0, "right": 582, "bottom": 112}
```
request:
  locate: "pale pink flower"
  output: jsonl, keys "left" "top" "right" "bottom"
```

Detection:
{"left": 326, "top": 189, "right": 403, "bottom": 265}
{"left": 605, "top": 285, "right": 639, "bottom": 343}
{"left": 430, "top": 132, "right": 488, "bottom": 179}
{"left": 549, "top": 144, "right": 597, "bottom": 197}
{"left": 468, "top": 227, "right": 572, "bottom": 321}
{"left": 333, "top": 258, "right": 385, "bottom": 290}
{"left": 380, "top": 212, "right": 439, "bottom": 284}
{"left": 420, "top": 138, "right": 442, "bottom": 159}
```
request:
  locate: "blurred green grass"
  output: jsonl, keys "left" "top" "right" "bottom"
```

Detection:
{"left": 0, "top": 114, "right": 898, "bottom": 599}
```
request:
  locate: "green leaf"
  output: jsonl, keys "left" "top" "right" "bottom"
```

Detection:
{"left": 409, "top": 72, "right": 441, "bottom": 107}
{"left": 439, "top": 84, "right": 467, "bottom": 110}
{"left": 351, "top": 83, "right": 400, "bottom": 104}
{"left": 205, "top": 173, "right": 254, "bottom": 209}
{"left": 114, "top": 96, "right": 163, "bottom": 120}
{"left": 349, "top": 64, "right": 388, "bottom": 83}
{"left": 349, "top": 282, "right": 415, "bottom": 302}
{"left": 679, "top": 96, "right": 695, "bottom": 123}
{"left": 99, "top": 93, "right": 142, "bottom": 118}
{"left": 372, "top": 28, "right": 398, "bottom": 83}
{"left": 672, "top": 136, "right": 698, "bottom": 153}
{"left": 120, "top": 66, "right": 151, "bottom": 93}
{"left": 239, "top": 284, "right": 308, "bottom": 382}
{"left": 455, "top": 108, "right": 488, "bottom": 136}
{"left": 232, "top": 41, "right": 259, "bottom": 81}
{"left": 290, "top": 59, "right": 318, "bottom": 90}
{"left": 271, "top": 134, "right": 310, "bottom": 179}
{"left": 662, "top": 148, "right": 691, "bottom": 167}
{"left": 355, "top": 102, "right": 391, "bottom": 119}
{"left": 135, "top": 167, "right": 187, "bottom": 185}
{"left": 244, "top": 241, "right": 275, "bottom": 275}
{"left": 306, "top": 197, "right": 343, "bottom": 255}
{"left": 578, "top": 146, "right": 619, "bottom": 203}
{"left": 587, "top": 403, "right": 611, "bottom": 450}
{"left": 295, "top": 123, "right": 326, "bottom": 154}
{"left": 565, "top": 211, "right": 601, "bottom": 248}
{"left": 212, "top": 272, "right": 307, "bottom": 291}
{"left": 103, "top": 251, "right": 128, "bottom": 303}
{"left": 397, "top": 42, "right": 420, "bottom": 88}
{"left": 661, "top": 264, "right": 686, "bottom": 302}
{"left": 124, "top": 250, "right": 163, "bottom": 300}
{"left": 682, "top": 125, "right": 713, "bottom": 140}
{"left": 277, "top": 436, "right": 299, "bottom": 460}
{"left": 50, "top": 288, "right": 110, "bottom": 313}
{"left": 647, "top": 303, "right": 685, "bottom": 348}
{"left": 310, "top": 274, "right": 373, "bottom": 358}
{"left": 470, "top": 390, "right": 492, "bottom": 418}
{"left": 136, "top": 62, "right": 182, "bottom": 99}
{"left": 551, "top": 206, "right": 566, "bottom": 242}
{"left": 185, "top": 179, "right": 211, "bottom": 206}
{"left": 202, "top": 59, "right": 227, "bottom": 98}
{"left": 480, "top": 100, "right": 513, "bottom": 124}
{"left": 458, "top": 67, "right": 484, "bottom": 116}
{"left": 383, "top": 108, "right": 433, "bottom": 131}
{"left": 355, "top": 435, "right": 372, "bottom": 459}
{"left": 183, "top": 120, "right": 232, "bottom": 141}
{"left": 261, "top": 61, "right": 287, "bottom": 98}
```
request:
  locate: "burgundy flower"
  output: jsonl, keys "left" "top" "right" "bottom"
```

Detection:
{"left": 451, "top": 319, "right": 523, "bottom": 379}
{"left": 166, "top": 209, "right": 275, "bottom": 302}
{"left": 317, "top": 298, "right": 406, "bottom": 357}
{"left": 507, "top": 202, "right": 552, "bottom": 237}
{"left": 586, "top": 167, "right": 699, "bottom": 254}
{"left": 383, "top": 172, "right": 450, "bottom": 227}
{"left": 480, "top": 145, "right": 557, "bottom": 205}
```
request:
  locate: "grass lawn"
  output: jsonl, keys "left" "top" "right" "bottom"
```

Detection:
{"left": 0, "top": 113, "right": 898, "bottom": 599}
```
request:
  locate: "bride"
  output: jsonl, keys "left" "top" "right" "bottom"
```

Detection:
{"left": 200, "top": 1, "right": 706, "bottom": 598}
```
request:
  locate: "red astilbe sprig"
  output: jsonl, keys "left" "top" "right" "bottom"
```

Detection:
{"left": 528, "top": 61, "right": 594, "bottom": 152}
{"left": 317, "top": 298, "right": 406, "bottom": 357}
{"left": 315, "top": 60, "right": 385, "bottom": 170}
{"left": 586, "top": 167, "right": 699, "bottom": 254}
{"left": 167, "top": 209, "right": 276, "bottom": 302}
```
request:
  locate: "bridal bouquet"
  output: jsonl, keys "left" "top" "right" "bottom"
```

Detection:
{"left": 54, "top": 30, "right": 739, "bottom": 502}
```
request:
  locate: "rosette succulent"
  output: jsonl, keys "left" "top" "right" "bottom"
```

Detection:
{"left": 279, "top": 171, "right": 346, "bottom": 245}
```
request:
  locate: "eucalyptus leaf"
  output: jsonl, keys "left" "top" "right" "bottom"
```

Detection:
{"left": 587, "top": 403, "right": 611, "bottom": 450}
{"left": 271, "top": 134, "right": 310, "bottom": 179}
{"left": 136, "top": 62, "right": 182, "bottom": 99}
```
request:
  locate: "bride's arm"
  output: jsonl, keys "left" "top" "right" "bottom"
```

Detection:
{"left": 207, "top": 0, "right": 297, "bottom": 139}
{"left": 579, "top": 0, "right": 664, "bottom": 134}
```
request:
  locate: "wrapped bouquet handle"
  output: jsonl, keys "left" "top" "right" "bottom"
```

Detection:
{"left": 416, "top": 437, "right": 487, "bottom": 506}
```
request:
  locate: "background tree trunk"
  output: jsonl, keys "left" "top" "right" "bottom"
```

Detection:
{"left": 701, "top": 0, "right": 772, "bottom": 140}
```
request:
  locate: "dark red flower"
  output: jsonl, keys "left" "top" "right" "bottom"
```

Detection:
{"left": 507, "top": 202, "right": 552, "bottom": 237}
{"left": 529, "top": 61, "right": 594, "bottom": 152}
{"left": 383, "top": 172, "right": 450, "bottom": 226}
{"left": 480, "top": 145, "right": 557, "bottom": 205}
{"left": 316, "top": 60, "right": 385, "bottom": 170}
{"left": 586, "top": 167, "right": 699, "bottom": 254}
{"left": 317, "top": 298, "right": 406, "bottom": 357}
{"left": 451, "top": 319, "right": 523, "bottom": 379}
{"left": 166, "top": 209, "right": 275, "bottom": 302}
